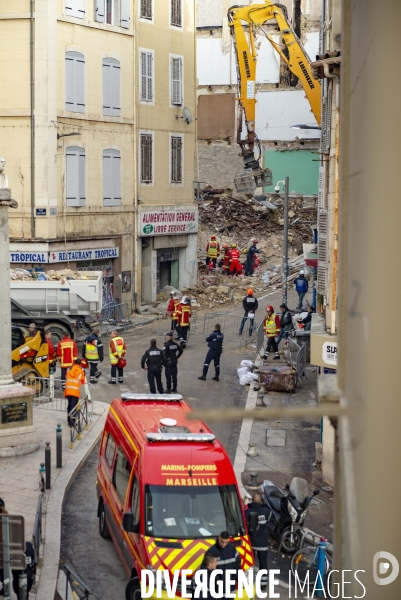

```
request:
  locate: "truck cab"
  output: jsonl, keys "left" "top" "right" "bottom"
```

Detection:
{"left": 96, "top": 394, "right": 255, "bottom": 600}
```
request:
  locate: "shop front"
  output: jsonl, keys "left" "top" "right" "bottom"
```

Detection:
{"left": 138, "top": 205, "right": 198, "bottom": 302}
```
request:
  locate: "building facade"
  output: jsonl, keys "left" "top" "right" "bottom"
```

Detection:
{"left": 0, "top": 0, "right": 197, "bottom": 305}
{"left": 196, "top": 0, "right": 322, "bottom": 195}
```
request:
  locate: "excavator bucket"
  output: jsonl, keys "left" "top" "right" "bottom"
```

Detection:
{"left": 234, "top": 169, "right": 256, "bottom": 193}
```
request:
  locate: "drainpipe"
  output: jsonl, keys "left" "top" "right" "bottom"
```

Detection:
{"left": 30, "top": 0, "right": 35, "bottom": 239}
{"left": 132, "top": 5, "right": 139, "bottom": 311}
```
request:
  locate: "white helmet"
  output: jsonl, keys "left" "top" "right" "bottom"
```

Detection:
{"left": 181, "top": 296, "right": 189, "bottom": 304}
{"left": 300, "top": 270, "right": 305, "bottom": 275}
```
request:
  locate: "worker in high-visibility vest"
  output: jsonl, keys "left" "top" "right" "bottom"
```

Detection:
{"left": 174, "top": 296, "right": 192, "bottom": 349}
{"left": 57, "top": 333, "right": 78, "bottom": 388}
{"left": 64, "top": 359, "right": 86, "bottom": 427}
{"left": 262, "top": 305, "right": 280, "bottom": 360}
{"left": 108, "top": 330, "right": 126, "bottom": 385}
{"left": 205, "top": 235, "right": 220, "bottom": 270}
{"left": 167, "top": 293, "right": 181, "bottom": 335}
{"left": 82, "top": 328, "right": 104, "bottom": 384}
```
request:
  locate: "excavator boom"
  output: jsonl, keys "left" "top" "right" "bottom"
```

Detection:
{"left": 228, "top": 1, "right": 321, "bottom": 187}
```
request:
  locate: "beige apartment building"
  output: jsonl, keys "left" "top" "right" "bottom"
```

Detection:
{"left": 0, "top": 0, "right": 197, "bottom": 305}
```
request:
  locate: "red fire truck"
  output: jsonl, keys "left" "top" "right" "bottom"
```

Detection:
{"left": 96, "top": 393, "right": 255, "bottom": 600}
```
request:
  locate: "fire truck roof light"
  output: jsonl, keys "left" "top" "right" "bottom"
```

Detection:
{"left": 147, "top": 433, "right": 215, "bottom": 443}
{"left": 121, "top": 394, "right": 182, "bottom": 402}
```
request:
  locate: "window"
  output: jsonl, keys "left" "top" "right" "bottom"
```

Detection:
{"left": 131, "top": 477, "right": 140, "bottom": 526}
{"left": 171, "top": 136, "right": 183, "bottom": 184}
{"left": 65, "top": 51, "right": 85, "bottom": 113}
{"left": 103, "top": 149, "right": 121, "bottom": 206}
{"left": 66, "top": 0, "right": 85, "bottom": 18}
{"left": 113, "top": 447, "right": 131, "bottom": 502}
{"left": 105, "top": 433, "right": 116, "bottom": 467}
{"left": 170, "top": 56, "right": 183, "bottom": 105}
{"left": 140, "top": 133, "right": 153, "bottom": 184}
{"left": 171, "top": 0, "right": 182, "bottom": 27}
{"left": 140, "top": 51, "right": 153, "bottom": 102}
{"left": 103, "top": 58, "right": 121, "bottom": 116}
{"left": 12, "top": 328, "right": 25, "bottom": 351}
{"left": 140, "top": 0, "right": 153, "bottom": 20}
{"left": 66, "top": 147, "right": 85, "bottom": 207}
{"left": 95, "top": 0, "right": 130, "bottom": 28}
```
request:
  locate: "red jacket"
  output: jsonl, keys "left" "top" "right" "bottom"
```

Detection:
{"left": 167, "top": 298, "right": 176, "bottom": 313}
{"left": 174, "top": 303, "right": 191, "bottom": 327}
{"left": 222, "top": 249, "right": 230, "bottom": 268}
{"left": 229, "top": 248, "right": 241, "bottom": 262}
{"left": 57, "top": 337, "right": 78, "bottom": 368}
{"left": 47, "top": 339, "right": 55, "bottom": 361}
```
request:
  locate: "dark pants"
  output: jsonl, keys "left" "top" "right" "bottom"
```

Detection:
{"left": 297, "top": 290, "right": 306, "bottom": 308}
{"left": 253, "top": 549, "right": 268, "bottom": 584}
{"left": 148, "top": 366, "right": 164, "bottom": 394}
{"left": 265, "top": 337, "right": 278, "bottom": 354}
{"left": 110, "top": 364, "right": 124, "bottom": 383}
{"left": 206, "top": 257, "right": 217, "bottom": 268}
{"left": 61, "top": 367, "right": 68, "bottom": 388}
{"left": 277, "top": 327, "right": 290, "bottom": 345}
{"left": 177, "top": 326, "right": 189, "bottom": 343}
{"left": 239, "top": 312, "right": 255, "bottom": 335}
{"left": 245, "top": 255, "right": 254, "bottom": 276}
{"left": 165, "top": 363, "right": 178, "bottom": 391}
{"left": 171, "top": 320, "right": 177, "bottom": 332}
{"left": 12, "top": 572, "right": 33, "bottom": 600}
{"left": 89, "top": 361, "right": 100, "bottom": 382}
{"left": 202, "top": 349, "right": 222, "bottom": 377}
{"left": 66, "top": 395, "right": 79, "bottom": 427}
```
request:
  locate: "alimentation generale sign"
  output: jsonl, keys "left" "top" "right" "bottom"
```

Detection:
{"left": 139, "top": 209, "right": 198, "bottom": 236}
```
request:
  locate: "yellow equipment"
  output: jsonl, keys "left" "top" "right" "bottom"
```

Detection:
{"left": 11, "top": 326, "right": 49, "bottom": 388}
{"left": 228, "top": 1, "right": 322, "bottom": 186}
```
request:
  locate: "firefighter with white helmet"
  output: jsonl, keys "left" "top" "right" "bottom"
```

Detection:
{"left": 245, "top": 239, "right": 260, "bottom": 276}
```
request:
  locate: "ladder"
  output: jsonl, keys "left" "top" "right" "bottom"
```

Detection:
{"left": 45, "top": 288, "right": 59, "bottom": 313}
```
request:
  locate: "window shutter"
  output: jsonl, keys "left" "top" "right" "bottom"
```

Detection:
{"left": 95, "top": 0, "right": 105, "bottom": 23}
{"left": 111, "top": 62, "right": 121, "bottom": 116}
{"left": 140, "top": 0, "right": 152, "bottom": 19}
{"left": 321, "top": 86, "right": 332, "bottom": 154}
{"left": 171, "top": 0, "right": 182, "bottom": 27}
{"left": 65, "top": 55, "right": 75, "bottom": 110}
{"left": 103, "top": 62, "right": 112, "bottom": 116}
{"left": 78, "top": 150, "right": 86, "bottom": 206}
{"left": 103, "top": 154, "right": 113, "bottom": 205}
{"left": 171, "top": 136, "right": 183, "bottom": 184}
{"left": 141, "top": 52, "right": 153, "bottom": 102}
{"left": 141, "top": 53, "right": 147, "bottom": 101}
{"left": 121, "top": 0, "right": 130, "bottom": 28}
{"left": 66, "top": 149, "right": 79, "bottom": 206}
{"left": 171, "top": 57, "right": 182, "bottom": 105}
{"left": 112, "top": 153, "right": 121, "bottom": 204}
{"left": 65, "top": 0, "right": 76, "bottom": 17}
{"left": 140, "top": 134, "right": 153, "bottom": 183}
{"left": 75, "top": 55, "right": 85, "bottom": 113}
{"left": 317, "top": 166, "right": 325, "bottom": 209}
{"left": 146, "top": 53, "right": 153, "bottom": 101}
{"left": 76, "top": 0, "right": 85, "bottom": 18}
{"left": 317, "top": 208, "right": 328, "bottom": 295}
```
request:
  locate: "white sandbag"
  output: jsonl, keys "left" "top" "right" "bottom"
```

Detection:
{"left": 240, "top": 360, "right": 255, "bottom": 369}
{"left": 237, "top": 366, "right": 249, "bottom": 377}
{"left": 239, "top": 372, "right": 259, "bottom": 386}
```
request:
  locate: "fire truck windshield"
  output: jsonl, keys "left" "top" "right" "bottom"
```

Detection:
{"left": 145, "top": 484, "right": 245, "bottom": 539}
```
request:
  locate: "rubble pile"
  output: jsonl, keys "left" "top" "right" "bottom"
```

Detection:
{"left": 10, "top": 268, "right": 87, "bottom": 281}
{"left": 197, "top": 186, "right": 317, "bottom": 269}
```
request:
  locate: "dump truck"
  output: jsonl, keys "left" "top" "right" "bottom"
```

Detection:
{"left": 11, "top": 271, "right": 103, "bottom": 344}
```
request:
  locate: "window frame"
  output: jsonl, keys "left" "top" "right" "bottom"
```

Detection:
{"left": 112, "top": 446, "right": 131, "bottom": 503}
{"left": 95, "top": 0, "right": 130, "bottom": 28}
{"left": 66, "top": 146, "right": 86, "bottom": 207}
{"left": 131, "top": 476, "right": 140, "bottom": 527}
{"left": 102, "top": 57, "right": 121, "bottom": 117}
{"left": 65, "top": 50, "right": 85, "bottom": 114}
{"left": 139, "top": 130, "right": 154, "bottom": 186}
{"left": 139, "top": 0, "right": 154, "bottom": 23}
{"left": 139, "top": 49, "right": 154, "bottom": 105}
{"left": 65, "top": 0, "right": 85, "bottom": 19}
{"left": 170, "top": 0, "right": 183, "bottom": 29}
{"left": 103, "top": 148, "right": 122, "bottom": 207}
{"left": 169, "top": 54, "right": 184, "bottom": 107}
{"left": 170, "top": 133, "right": 184, "bottom": 186}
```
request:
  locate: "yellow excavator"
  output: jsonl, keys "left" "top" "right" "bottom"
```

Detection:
{"left": 12, "top": 325, "right": 49, "bottom": 389}
{"left": 229, "top": 1, "right": 322, "bottom": 187}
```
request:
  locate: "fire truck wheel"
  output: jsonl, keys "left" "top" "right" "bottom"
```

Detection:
{"left": 125, "top": 578, "right": 141, "bottom": 600}
{"left": 98, "top": 503, "right": 110, "bottom": 539}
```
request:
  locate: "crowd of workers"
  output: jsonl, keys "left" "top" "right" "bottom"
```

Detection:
{"left": 206, "top": 235, "right": 260, "bottom": 277}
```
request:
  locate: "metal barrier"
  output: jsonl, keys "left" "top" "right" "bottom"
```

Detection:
{"left": 256, "top": 321, "right": 265, "bottom": 355}
{"left": 61, "top": 563, "right": 91, "bottom": 600}
{"left": 100, "top": 301, "right": 131, "bottom": 334}
{"left": 32, "top": 494, "right": 43, "bottom": 566}
{"left": 20, "top": 376, "right": 94, "bottom": 419}
{"left": 68, "top": 397, "right": 90, "bottom": 449}
{"left": 158, "top": 312, "right": 198, "bottom": 339}
{"left": 202, "top": 312, "right": 262, "bottom": 344}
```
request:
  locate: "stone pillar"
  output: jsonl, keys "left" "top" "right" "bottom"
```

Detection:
{"left": 0, "top": 188, "right": 15, "bottom": 386}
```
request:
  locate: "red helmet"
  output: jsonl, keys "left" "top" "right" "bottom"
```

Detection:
{"left": 253, "top": 239, "right": 258, "bottom": 244}
{"left": 211, "top": 235, "right": 216, "bottom": 239}
{"left": 266, "top": 305, "right": 274, "bottom": 312}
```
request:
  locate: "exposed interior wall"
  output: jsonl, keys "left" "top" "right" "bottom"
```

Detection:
{"left": 197, "top": 94, "right": 235, "bottom": 139}
{"left": 264, "top": 149, "right": 319, "bottom": 195}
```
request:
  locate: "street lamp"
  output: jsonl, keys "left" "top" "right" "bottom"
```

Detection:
{"left": 274, "top": 178, "right": 289, "bottom": 307}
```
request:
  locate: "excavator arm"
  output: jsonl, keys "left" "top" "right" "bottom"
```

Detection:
{"left": 228, "top": 1, "right": 321, "bottom": 186}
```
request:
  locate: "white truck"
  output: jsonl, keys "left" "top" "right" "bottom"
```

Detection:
{"left": 11, "top": 271, "right": 103, "bottom": 342}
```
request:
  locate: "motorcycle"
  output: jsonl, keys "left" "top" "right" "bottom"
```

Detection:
{"left": 262, "top": 477, "right": 320, "bottom": 554}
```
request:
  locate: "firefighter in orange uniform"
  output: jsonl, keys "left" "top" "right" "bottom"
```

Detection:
{"left": 174, "top": 296, "right": 192, "bottom": 349}
{"left": 205, "top": 235, "right": 220, "bottom": 270}
{"left": 167, "top": 293, "right": 180, "bottom": 335}
{"left": 64, "top": 359, "right": 86, "bottom": 427}
{"left": 56, "top": 333, "right": 78, "bottom": 388}
{"left": 108, "top": 330, "right": 126, "bottom": 385}
{"left": 229, "top": 243, "right": 242, "bottom": 276}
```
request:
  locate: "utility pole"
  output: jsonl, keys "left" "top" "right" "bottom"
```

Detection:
{"left": 282, "top": 176, "right": 289, "bottom": 306}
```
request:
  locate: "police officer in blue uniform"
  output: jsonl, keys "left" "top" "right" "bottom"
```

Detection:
{"left": 163, "top": 331, "right": 183, "bottom": 393}
{"left": 244, "top": 492, "right": 270, "bottom": 588}
{"left": 198, "top": 324, "right": 224, "bottom": 381}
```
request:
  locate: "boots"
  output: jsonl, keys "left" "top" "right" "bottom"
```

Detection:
{"left": 108, "top": 380, "right": 116, "bottom": 385}
{"left": 171, "top": 388, "right": 177, "bottom": 393}
{"left": 212, "top": 375, "right": 219, "bottom": 381}
{"left": 198, "top": 376, "right": 206, "bottom": 381}
{"left": 274, "top": 352, "right": 280, "bottom": 360}
{"left": 263, "top": 352, "right": 269, "bottom": 360}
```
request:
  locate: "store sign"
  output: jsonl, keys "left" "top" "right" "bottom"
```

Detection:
{"left": 139, "top": 209, "right": 198, "bottom": 236}
{"left": 49, "top": 247, "right": 119, "bottom": 263}
{"left": 10, "top": 252, "right": 48, "bottom": 263}
{"left": 322, "top": 341, "right": 338, "bottom": 366}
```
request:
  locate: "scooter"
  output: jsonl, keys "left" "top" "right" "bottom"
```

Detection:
{"left": 262, "top": 477, "right": 320, "bottom": 554}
